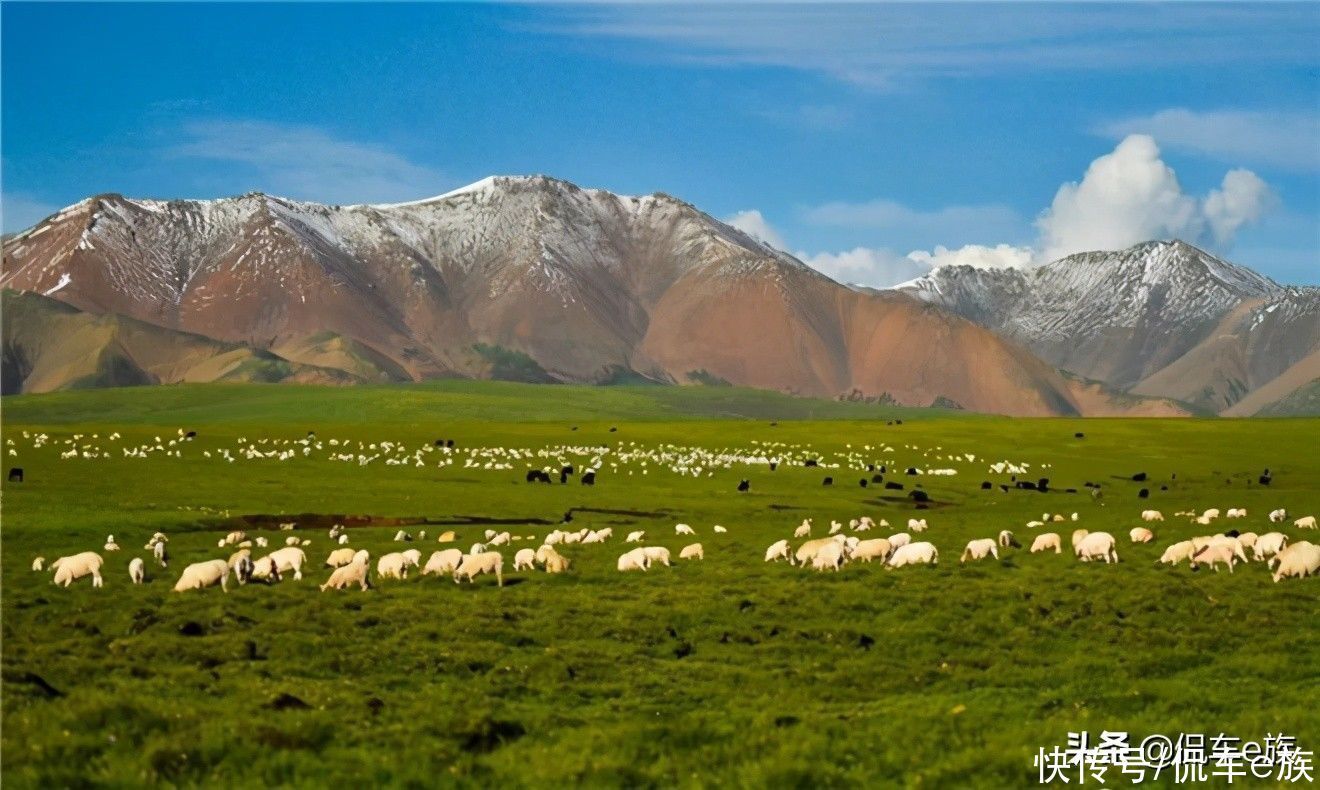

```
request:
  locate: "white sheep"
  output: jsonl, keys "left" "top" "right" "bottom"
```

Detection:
{"left": 997, "top": 530, "right": 1018, "bottom": 548}
{"left": 1254, "top": 532, "right": 1289, "bottom": 562}
{"left": 907, "top": 518, "right": 928, "bottom": 533}
{"left": 793, "top": 522, "right": 811, "bottom": 538}
{"left": 1030, "top": 533, "right": 1061, "bottom": 554}
{"left": 1226, "top": 508, "right": 1247, "bottom": 519}
{"left": 1189, "top": 544, "right": 1238, "bottom": 573}
{"left": 1071, "top": 529, "right": 1090, "bottom": 553}
{"left": 128, "top": 557, "right": 145, "bottom": 584}
{"left": 764, "top": 539, "right": 792, "bottom": 564}
{"left": 423, "top": 549, "right": 464, "bottom": 576}
{"left": 1141, "top": 510, "right": 1164, "bottom": 522}
{"left": 1129, "top": 527, "right": 1154, "bottom": 544}
{"left": 679, "top": 543, "right": 704, "bottom": 561}
{"left": 1268, "top": 508, "right": 1288, "bottom": 523}
{"left": 960, "top": 539, "right": 999, "bottom": 563}
{"left": 325, "top": 548, "right": 357, "bottom": 568}
{"left": 52, "top": 552, "right": 104, "bottom": 587}
{"left": 887, "top": 542, "right": 938, "bottom": 568}
{"left": 812, "top": 541, "right": 846, "bottom": 572}
{"left": 828, "top": 521, "right": 843, "bottom": 535}
{"left": 617, "top": 548, "right": 650, "bottom": 572}
{"left": 454, "top": 551, "right": 504, "bottom": 586}
{"left": 642, "top": 546, "right": 671, "bottom": 567}
{"left": 376, "top": 552, "right": 410, "bottom": 580}
{"left": 851, "top": 538, "right": 892, "bottom": 563}
{"left": 401, "top": 549, "right": 422, "bottom": 568}
{"left": 490, "top": 531, "right": 511, "bottom": 546}
{"left": 254, "top": 536, "right": 268, "bottom": 548}
{"left": 713, "top": 525, "right": 728, "bottom": 534}
{"left": 265, "top": 546, "right": 307, "bottom": 580}
{"left": 625, "top": 530, "right": 646, "bottom": 543}
{"left": 322, "top": 552, "right": 372, "bottom": 591}
{"left": 1159, "top": 540, "right": 1197, "bottom": 565}
{"left": 153, "top": 540, "right": 168, "bottom": 567}
{"left": 1272, "top": 541, "right": 1320, "bottom": 582}
{"left": 794, "top": 537, "right": 838, "bottom": 567}
{"left": 31, "top": 557, "right": 44, "bottom": 572}
{"left": 537, "top": 546, "right": 571, "bottom": 573}
{"left": 1075, "top": 532, "right": 1118, "bottom": 563}
{"left": 172, "top": 559, "right": 229, "bottom": 592}
{"left": 888, "top": 532, "right": 911, "bottom": 550}
{"left": 1295, "top": 515, "right": 1317, "bottom": 530}
{"left": 675, "top": 523, "right": 695, "bottom": 536}
{"left": 514, "top": 548, "right": 537, "bottom": 571}
{"left": 104, "top": 535, "right": 120, "bottom": 552}
{"left": 393, "top": 530, "right": 413, "bottom": 542}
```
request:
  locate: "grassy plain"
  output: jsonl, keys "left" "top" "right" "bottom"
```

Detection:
{"left": 2, "top": 382, "right": 1317, "bottom": 787}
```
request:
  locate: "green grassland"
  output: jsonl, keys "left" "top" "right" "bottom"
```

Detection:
{"left": 2, "top": 382, "right": 1317, "bottom": 787}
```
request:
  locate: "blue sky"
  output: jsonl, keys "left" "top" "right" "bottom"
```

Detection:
{"left": 2, "top": 3, "right": 1316, "bottom": 284}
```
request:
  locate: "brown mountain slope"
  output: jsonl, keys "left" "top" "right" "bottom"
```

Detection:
{"left": 1, "top": 177, "right": 1190, "bottom": 415}
{"left": 1, "top": 290, "right": 359, "bottom": 394}
{"left": 1220, "top": 349, "right": 1320, "bottom": 416}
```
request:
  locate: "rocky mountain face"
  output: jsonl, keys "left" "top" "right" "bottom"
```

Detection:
{"left": 0, "top": 176, "right": 1259, "bottom": 416}
{"left": 892, "top": 240, "right": 1319, "bottom": 414}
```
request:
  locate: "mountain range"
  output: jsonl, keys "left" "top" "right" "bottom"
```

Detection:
{"left": 2, "top": 175, "right": 1316, "bottom": 416}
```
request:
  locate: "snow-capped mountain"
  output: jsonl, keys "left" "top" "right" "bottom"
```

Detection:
{"left": 893, "top": 240, "right": 1319, "bottom": 411}
{"left": 0, "top": 177, "right": 1206, "bottom": 415}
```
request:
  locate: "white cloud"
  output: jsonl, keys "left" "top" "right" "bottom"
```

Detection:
{"left": 1100, "top": 108, "right": 1320, "bottom": 171}
{"left": 1037, "top": 134, "right": 1274, "bottom": 260}
{"left": 541, "top": 5, "right": 1318, "bottom": 90}
{"left": 797, "top": 247, "right": 929, "bottom": 287}
{"left": 1, "top": 193, "right": 62, "bottom": 234}
{"left": 724, "top": 209, "right": 785, "bottom": 249}
{"left": 906, "top": 244, "right": 1035, "bottom": 272}
{"left": 166, "top": 119, "right": 448, "bottom": 204}
{"left": 1203, "top": 169, "right": 1277, "bottom": 246}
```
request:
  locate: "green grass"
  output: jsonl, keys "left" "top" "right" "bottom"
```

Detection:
{"left": 2, "top": 382, "right": 1317, "bottom": 787}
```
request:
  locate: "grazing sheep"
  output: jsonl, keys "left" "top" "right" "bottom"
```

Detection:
{"left": 1206, "top": 535, "right": 1249, "bottom": 563}
{"left": 675, "top": 523, "right": 695, "bottom": 536}
{"left": 1129, "top": 527, "right": 1155, "bottom": 544}
{"left": 1189, "top": 544, "right": 1238, "bottom": 573}
{"left": 232, "top": 554, "right": 254, "bottom": 585}
{"left": 1071, "top": 529, "right": 1090, "bottom": 553}
{"left": 960, "top": 539, "right": 999, "bottom": 563}
{"left": 265, "top": 547, "right": 307, "bottom": 580}
{"left": 437, "top": 530, "right": 457, "bottom": 543}
{"left": 1237, "top": 532, "right": 1259, "bottom": 550}
{"left": 399, "top": 549, "right": 422, "bottom": 569}
{"left": 617, "top": 548, "right": 651, "bottom": 572}
{"left": 31, "top": 557, "right": 44, "bottom": 572}
{"left": 795, "top": 537, "right": 839, "bottom": 566}
{"left": 888, "top": 532, "right": 911, "bottom": 550}
{"left": 1030, "top": 533, "right": 1062, "bottom": 554}
{"left": 1159, "top": 540, "right": 1197, "bottom": 565}
{"left": 764, "top": 539, "right": 792, "bottom": 564}
{"left": 172, "top": 559, "right": 229, "bottom": 593}
{"left": 1226, "top": 508, "right": 1247, "bottom": 519}
{"left": 490, "top": 531, "right": 512, "bottom": 546}
{"left": 713, "top": 525, "right": 728, "bottom": 534}
{"left": 423, "top": 549, "right": 465, "bottom": 576}
{"left": 1075, "top": 532, "right": 1118, "bottom": 563}
{"left": 52, "top": 552, "right": 104, "bottom": 587}
{"left": 625, "top": 530, "right": 646, "bottom": 544}
{"left": 221, "top": 531, "right": 246, "bottom": 546}
{"left": 851, "top": 538, "right": 892, "bottom": 563}
{"left": 537, "top": 546, "right": 571, "bottom": 573}
{"left": 376, "top": 552, "right": 410, "bottom": 580}
{"left": 1271, "top": 541, "right": 1320, "bottom": 582}
{"left": 128, "top": 557, "right": 145, "bottom": 584}
{"left": 321, "top": 552, "right": 372, "bottom": 591}
{"left": 812, "top": 541, "right": 846, "bottom": 571}
{"left": 1254, "top": 532, "right": 1289, "bottom": 563}
{"left": 254, "top": 537, "right": 268, "bottom": 548}
{"left": 227, "top": 548, "right": 251, "bottom": 568}
{"left": 907, "top": 518, "right": 928, "bottom": 533}
{"left": 679, "top": 543, "right": 704, "bottom": 561}
{"left": 454, "top": 552, "right": 504, "bottom": 586}
{"left": 514, "top": 548, "right": 537, "bottom": 571}
{"left": 152, "top": 540, "right": 168, "bottom": 568}
{"left": 1026, "top": 520, "right": 1045, "bottom": 529}
{"left": 1201, "top": 509, "right": 1221, "bottom": 521}
{"left": 642, "top": 546, "right": 672, "bottom": 567}
{"left": 285, "top": 536, "right": 302, "bottom": 546}
{"left": 248, "top": 556, "right": 281, "bottom": 583}
{"left": 104, "top": 535, "right": 120, "bottom": 552}
{"left": 793, "top": 521, "right": 812, "bottom": 538}
{"left": 887, "top": 542, "right": 938, "bottom": 568}
{"left": 997, "top": 530, "right": 1019, "bottom": 548}
{"left": 1141, "top": 510, "right": 1164, "bottom": 522}
{"left": 1268, "top": 508, "right": 1288, "bottom": 524}
{"left": 325, "top": 548, "right": 357, "bottom": 568}
{"left": 1296, "top": 516, "right": 1317, "bottom": 530}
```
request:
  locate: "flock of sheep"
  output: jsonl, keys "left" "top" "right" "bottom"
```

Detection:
{"left": 30, "top": 503, "right": 1320, "bottom": 593}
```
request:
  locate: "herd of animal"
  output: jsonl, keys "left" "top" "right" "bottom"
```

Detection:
{"left": 29, "top": 505, "right": 1320, "bottom": 592}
